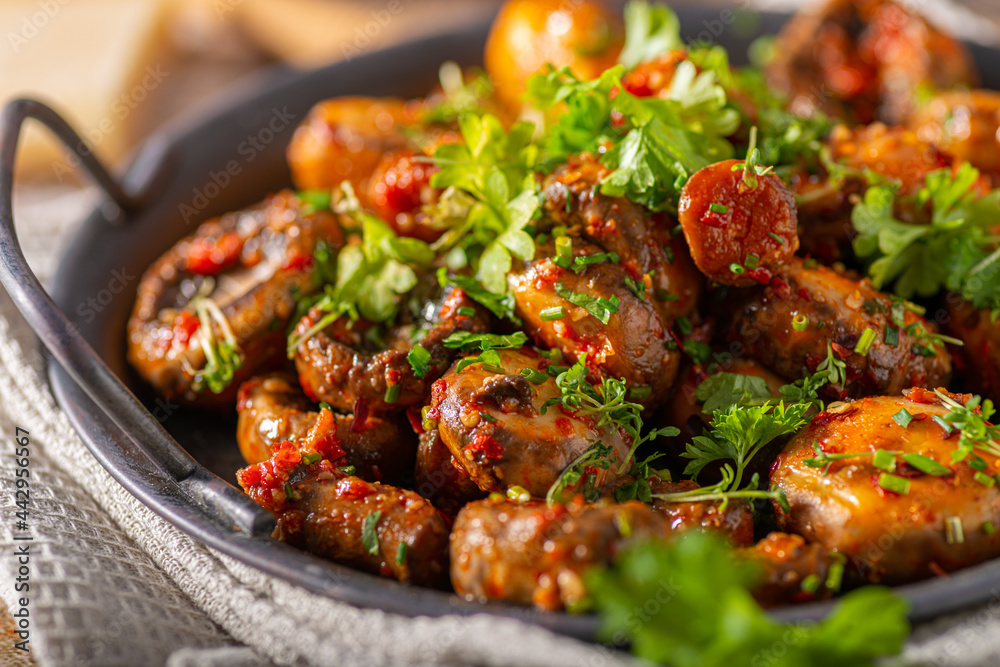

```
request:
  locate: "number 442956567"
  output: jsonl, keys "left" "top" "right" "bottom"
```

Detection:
{"left": 14, "top": 427, "right": 29, "bottom": 522}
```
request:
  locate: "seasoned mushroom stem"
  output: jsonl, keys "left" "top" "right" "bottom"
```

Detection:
{"left": 236, "top": 373, "right": 416, "bottom": 485}
{"left": 728, "top": 257, "right": 951, "bottom": 398}
{"left": 427, "top": 347, "right": 630, "bottom": 498}
{"left": 127, "top": 191, "right": 343, "bottom": 407}
{"left": 678, "top": 158, "right": 799, "bottom": 286}
{"left": 238, "top": 446, "right": 450, "bottom": 588}
{"left": 771, "top": 390, "right": 1000, "bottom": 585}
{"left": 293, "top": 286, "right": 490, "bottom": 414}
{"left": 450, "top": 488, "right": 752, "bottom": 610}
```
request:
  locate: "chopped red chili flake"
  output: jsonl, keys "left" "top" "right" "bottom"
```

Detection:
{"left": 186, "top": 231, "right": 243, "bottom": 275}
{"left": 465, "top": 432, "right": 504, "bottom": 461}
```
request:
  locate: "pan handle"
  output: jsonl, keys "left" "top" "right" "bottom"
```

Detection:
{"left": 0, "top": 98, "right": 275, "bottom": 538}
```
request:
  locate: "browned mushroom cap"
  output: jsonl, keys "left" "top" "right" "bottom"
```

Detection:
{"left": 771, "top": 391, "right": 1000, "bottom": 586}
{"left": 428, "top": 347, "right": 631, "bottom": 499}
{"left": 236, "top": 372, "right": 416, "bottom": 485}
{"left": 727, "top": 257, "right": 951, "bottom": 399}
{"left": 293, "top": 285, "right": 490, "bottom": 415}
{"left": 766, "top": 0, "right": 977, "bottom": 124}
{"left": 126, "top": 191, "right": 343, "bottom": 408}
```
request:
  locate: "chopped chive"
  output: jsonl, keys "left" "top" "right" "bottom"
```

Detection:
{"left": 319, "top": 402, "right": 334, "bottom": 412}
{"left": 407, "top": 344, "right": 432, "bottom": 379}
{"left": 301, "top": 451, "right": 322, "bottom": 465}
{"left": 729, "top": 263, "right": 745, "bottom": 275}
{"left": 283, "top": 481, "right": 295, "bottom": 500}
{"left": 572, "top": 252, "right": 619, "bottom": 274}
{"left": 945, "top": 516, "right": 965, "bottom": 545}
{"left": 519, "top": 367, "right": 548, "bottom": 384}
{"left": 479, "top": 411, "right": 498, "bottom": 423}
{"left": 974, "top": 471, "right": 996, "bottom": 487}
{"left": 506, "top": 485, "right": 531, "bottom": 502}
{"left": 803, "top": 258, "right": 819, "bottom": 269}
{"left": 792, "top": 313, "right": 809, "bottom": 331}
{"left": 628, "top": 386, "right": 652, "bottom": 400}
{"left": 553, "top": 236, "right": 573, "bottom": 269}
{"left": 768, "top": 232, "right": 786, "bottom": 245}
{"left": 884, "top": 325, "right": 899, "bottom": 347}
{"left": 854, "top": 328, "right": 877, "bottom": 357}
{"left": 970, "top": 456, "right": 988, "bottom": 471}
{"left": 457, "top": 306, "right": 476, "bottom": 317}
{"left": 873, "top": 449, "right": 896, "bottom": 472}
{"left": 655, "top": 289, "right": 678, "bottom": 302}
{"left": 676, "top": 316, "right": 692, "bottom": 336}
{"left": 933, "top": 414, "right": 954, "bottom": 435}
{"left": 825, "top": 554, "right": 845, "bottom": 592}
{"left": 546, "top": 364, "right": 569, "bottom": 376}
{"left": 625, "top": 276, "right": 647, "bottom": 300}
{"left": 709, "top": 203, "right": 728, "bottom": 214}
{"left": 901, "top": 453, "right": 950, "bottom": 477}
{"left": 554, "top": 282, "right": 619, "bottom": 324}
{"left": 893, "top": 408, "right": 913, "bottom": 428}
{"left": 891, "top": 302, "right": 906, "bottom": 327}
{"left": 361, "top": 510, "right": 382, "bottom": 555}
{"left": 540, "top": 306, "right": 566, "bottom": 321}
{"left": 800, "top": 574, "right": 820, "bottom": 594}
{"left": 613, "top": 510, "right": 632, "bottom": 538}
{"left": 663, "top": 245, "right": 675, "bottom": 262}
{"left": 384, "top": 383, "right": 401, "bottom": 404}
{"left": 744, "top": 253, "right": 759, "bottom": 270}
{"left": 339, "top": 464, "right": 356, "bottom": 475}
{"left": 984, "top": 521, "right": 996, "bottom": 535}
{"left": 396, "top": 541, "right": 408, "bottom": 565}
{"left": 878, "top": 473, "right": 910, "bottom": 495}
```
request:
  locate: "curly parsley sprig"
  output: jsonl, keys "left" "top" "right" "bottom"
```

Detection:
{"left": 852, "top": 163, "right": 1000, "bottom": 311}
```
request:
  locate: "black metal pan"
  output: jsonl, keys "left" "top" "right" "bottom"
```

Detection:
{"left": 3, "top": 8, "right": 1000, "bottom": 641}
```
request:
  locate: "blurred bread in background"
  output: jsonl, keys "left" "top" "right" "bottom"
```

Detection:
{"left": 1, "top": 0, "right": 497, "bottom": 182}
{"left": 0, "top": 0, "right": 173, "bottom": 179}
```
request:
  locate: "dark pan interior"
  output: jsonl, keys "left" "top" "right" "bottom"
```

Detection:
{"left": 44, "top": 7, "right": 1000, "bottom": 639}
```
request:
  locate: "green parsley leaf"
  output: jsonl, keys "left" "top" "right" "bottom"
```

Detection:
{"left": 586, "top": 532, "right": 910, "bottom": 667}
{"left": 694, "top": 372, "right": 772, "bottom": 414}
{"left": 617, "top": 0, "right": 683, "bottom": 70}
{"left": 554, "top": 282, "right": 620, "bottom": 324}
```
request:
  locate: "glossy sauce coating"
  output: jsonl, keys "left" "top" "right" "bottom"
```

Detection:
{"left": 450, "top": 487, "right": 751, "bottom": 610}
{"left": 415, "top": 429, "right": 486, "bottom": 516}
{"left": 235, "top": 373, "right": 416, "bottom": 485}
{"left": 728, "top": 257, "right": 951, "bottom": 398}
{"left": 127, "top": 191, "right": 343, "bottom": 407}
{"left": 293, "top": 287, "right": 489, "bottom": 414}
{"left": 541, "top": 154, "right": 702, "bottom": 325}
{"left": 678, "top": 158, "right": 799, "bottom": 286}
{"left": 738, "top": 532, "right": 836, "bottom": 606}
{"left": 428, "top": 348, "right": 630, "bottom": 498}
{"left": 771, "top": 392, "right": 1000, "bottom": 584}
{"left": 508, "top": 237, "right": 681, "bottom": 407}
{"left": 239, "top": 452, "right": 450, "bottom": 588}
